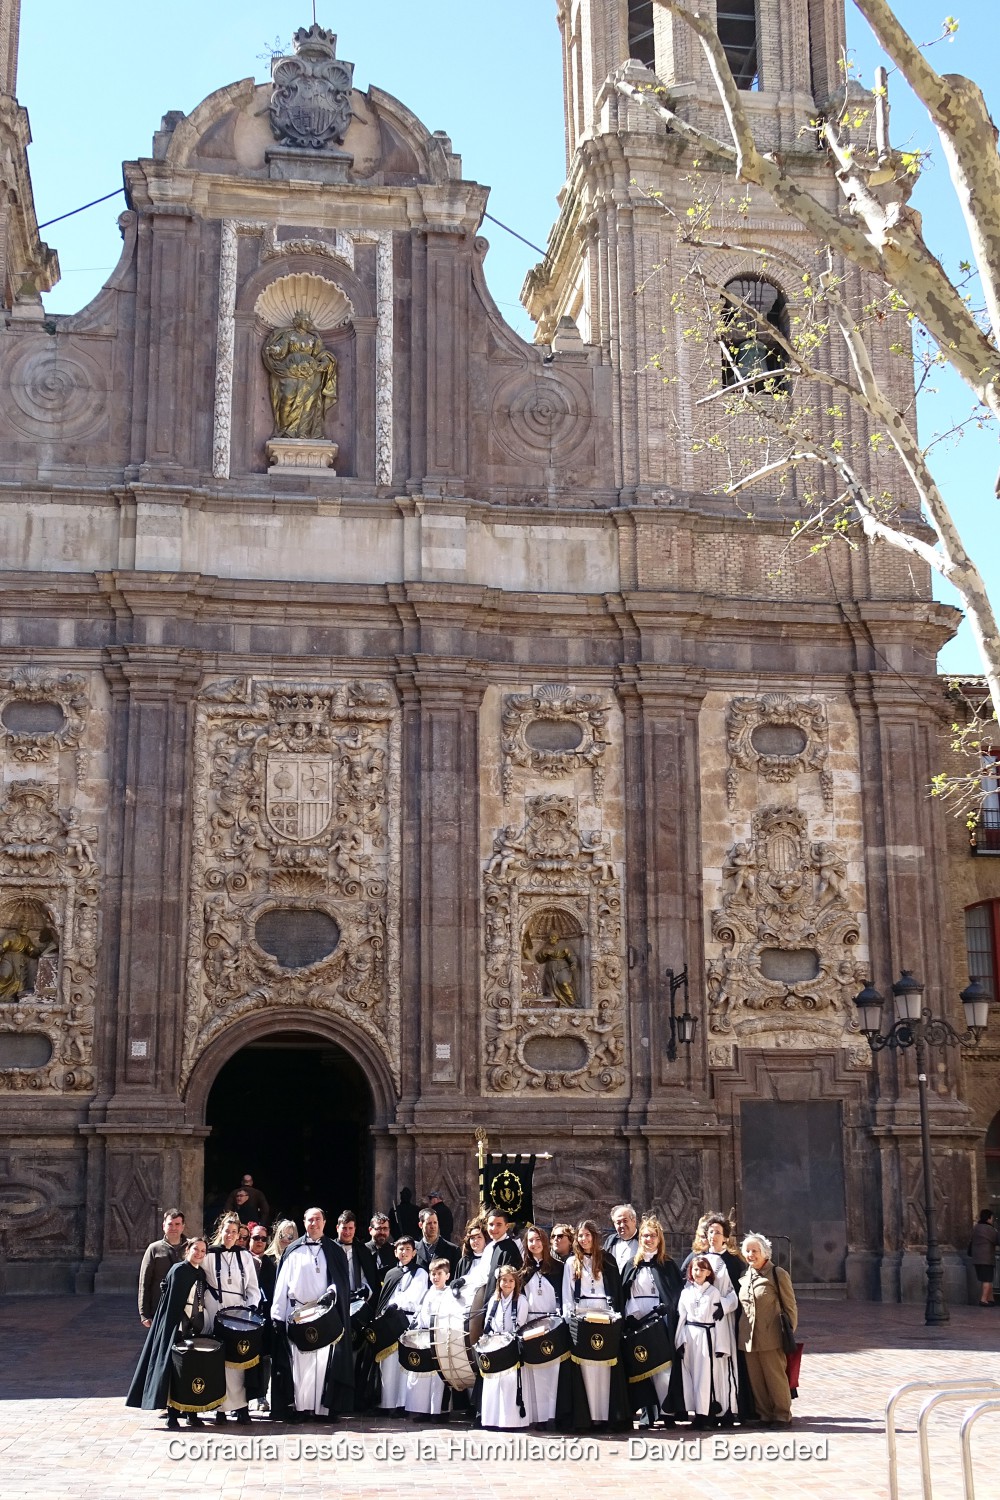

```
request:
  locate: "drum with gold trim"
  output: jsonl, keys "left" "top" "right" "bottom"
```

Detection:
{"left": 474, "top": 1330, "right": 520, "bottom": 1377}
{"left": 214, "top": 1307, "right": 265, "bottom": 1369}
{"left": 287, "top": 1300, "right": 343, "bottom": 1353}
{"left": 169, "top": 1337, "right": 226, "bottom": 1413}
{"left": 623, "top": 1309, "right": 673, "bottom": 1383}
{"left": 518, "top": 1313, "right": 571, "bottom": 1368}
{"left": 398, "top": 1326, "right": 439, "bottom": 1374}
{"left": 570, "top": 1309, "right": 623, "bottom": 1364}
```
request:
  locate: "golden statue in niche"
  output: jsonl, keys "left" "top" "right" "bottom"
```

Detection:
{"left": 262, "top": 310, "right": 338, "bottom": 438}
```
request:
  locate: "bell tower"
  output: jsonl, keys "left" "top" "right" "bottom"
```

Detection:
{"left": 527, "top": 0, "right": 856, "bottom": 498}
{"left": 0, "top": 0, "right": 59, "bottom": 316}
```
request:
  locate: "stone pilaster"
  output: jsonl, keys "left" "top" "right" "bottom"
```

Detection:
{"left": 396, "top": 656, "right": 486, "bottom": 1123}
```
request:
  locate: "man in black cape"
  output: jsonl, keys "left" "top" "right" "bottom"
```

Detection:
{"left": 270, "top": 1207, "right": 354, "bottom": 1422}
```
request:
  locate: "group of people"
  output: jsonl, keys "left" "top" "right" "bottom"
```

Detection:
{"left": 128, "top": 1190, "right": 799, "bottom": 1436}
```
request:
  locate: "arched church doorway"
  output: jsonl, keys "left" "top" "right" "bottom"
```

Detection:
{"left": 985, "top": 1108, "right": 1000, "bottom": 1216}
{"left": 203, "top": 1031, "right": 373, "bottom": 1233}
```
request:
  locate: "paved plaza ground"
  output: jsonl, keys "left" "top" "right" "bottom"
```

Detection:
{"left": 1, "top": 1294, "right": 999, "bottom": 1500}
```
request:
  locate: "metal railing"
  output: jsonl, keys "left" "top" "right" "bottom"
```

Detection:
{"left": 886, "top": 1379, "right": 1000, "bottom": 1500}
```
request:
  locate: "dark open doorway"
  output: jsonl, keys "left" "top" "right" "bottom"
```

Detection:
{"left": 204, "top": 1032, "right": 373, "bottom": 1235}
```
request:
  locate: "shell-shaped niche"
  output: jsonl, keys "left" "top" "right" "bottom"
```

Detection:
{"left": 254, "top": 273, "right": 354, "bottom": 331}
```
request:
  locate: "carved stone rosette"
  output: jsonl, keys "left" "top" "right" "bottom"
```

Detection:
{"left": 0, "top": 780, "right": 100, "bottom": 1092}
{"left": 706, "top": 805, "right": 865, "bottom": 1049}
{"left": 0, "top": 668, "right": 88, "bottom": 767}
{"left": 182, "top": 676, "right": 401, "bottom": 1088}
{"left": 501, "top": 686, "right": 611, "bottom": 801}
{"left": 725, "top": 694, "right": 832, "bottom": 809}
{"left": 482, "top": 794, "right": 627, "bottom": 1095}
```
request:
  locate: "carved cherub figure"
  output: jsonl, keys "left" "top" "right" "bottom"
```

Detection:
{"left": 486, "top": 825, "right": 526, "bottom": 879}
{"left": 723, "top": 840, "right": 756, "bottom": 903}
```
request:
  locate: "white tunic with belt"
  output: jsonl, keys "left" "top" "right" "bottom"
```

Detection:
{"left": 404, "top": 1283, "right": 448, "bottom": 1415}
{"left": 203, "top": 1247, "right": 262, "bottom": 1413}
{"left": 480, "top": 1291, "right": 529, "bottom": 1430}
{"left": 522, "top": 1263, "right": 561, "bottom": 1425}
{"left": 625, "top": 1257, "right": 672, "bottom": 1405}
{"left": 378, "top": 1266, "right": 428, "bottom": 1411}
{"left": 562, "top": 1255, "right": 615, "bottom": 1423}
{"left": 271, "top": 1240, "right": 336, "bottom": 1417}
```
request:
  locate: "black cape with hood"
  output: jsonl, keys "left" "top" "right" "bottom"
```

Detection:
{"left": 126, "top": 1259, "right": 210, "bottom": 1411}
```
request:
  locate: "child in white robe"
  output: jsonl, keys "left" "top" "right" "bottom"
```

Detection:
{"left": 404, "top": 1258, "right": 450, "bottom": 1417}
{"left": 377, "top": 1242, "right": 429, "bottom": 1413}
{"left": 479, "top": 1266, "right": 530, "bottom": 1431}
{"left": 675, "top": 1256, "right": 738, "bottom": 1426}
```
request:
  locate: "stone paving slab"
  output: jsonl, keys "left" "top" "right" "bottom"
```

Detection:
{"left": 2, "top": 1295, "right": 999, "bottom": 1499}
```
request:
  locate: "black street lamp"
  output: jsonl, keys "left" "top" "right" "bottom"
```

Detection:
{"left": 665, "top": 966, "right": 698, "bottom": 1062}
{"left": 854, "top": 970, "right": 990, "bottom": 1325}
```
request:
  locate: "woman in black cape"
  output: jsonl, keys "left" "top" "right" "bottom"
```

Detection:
{"left": 620, "top": 1215, "right": 683, "bottom": 1428}
{"left": 127, "top": 1237, "right": 219, "bottom": 1429}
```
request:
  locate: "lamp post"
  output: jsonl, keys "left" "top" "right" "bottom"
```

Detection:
{"left": 854, "top": 971, "right": 990, "bottom": 1325}
{"left": 665, "top": 966, "right": 697, "bottom": 1062}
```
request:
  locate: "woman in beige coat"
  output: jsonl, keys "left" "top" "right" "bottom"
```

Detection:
{"left": 737, "top": 1233, "right": 797, "bottom": 1426}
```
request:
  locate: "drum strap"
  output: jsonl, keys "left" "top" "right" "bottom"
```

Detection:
{"left": 179, "top": 1278, "right": 206, "bottom": 1340}
{"left": 210, "top": 1247, "right": 248, "bottom": 1306}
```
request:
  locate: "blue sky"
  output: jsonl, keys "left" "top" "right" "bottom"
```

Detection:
{"left": 16, "top": 2, "right": 997, "bottom": 680}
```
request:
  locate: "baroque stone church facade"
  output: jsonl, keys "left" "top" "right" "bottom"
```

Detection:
{"left": 0, "top": 1, "right": 986, "bottom": 1297}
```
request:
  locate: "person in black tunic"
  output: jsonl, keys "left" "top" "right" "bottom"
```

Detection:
{"left": 127, "top": 1237, "right": 217, "bottom": 1429}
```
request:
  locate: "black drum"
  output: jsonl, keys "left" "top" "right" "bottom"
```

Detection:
{"left": 366, "top": 1305, "right": 410, "bottom": 1363}
{"left": 287, "top": 1300, "right": 344, "bottom": 1352}
{"left": 570, "top": 1310, "right": 623, "bottom": 1364}
{"left": 474, "top": 1331, "right": 520, "bottom": 1376}
{"left": 169, "top": 1337, "right": 226, "bottom": 1413}
{"left": 624, "top": 1310, "right": 673, "bottom": 1383}
{"left": 398, "top": 1327, "right": 439, "bottom": 1374}
{"left": 214, "top": 1307, "right": 265, "bottom": 1369}
{"left": 518, "top": 1314, "right": 572, "bottom": 1368}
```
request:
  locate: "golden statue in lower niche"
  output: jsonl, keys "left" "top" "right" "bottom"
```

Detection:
{"left": 262, "top": 311, "right": 338, "bottom": 439}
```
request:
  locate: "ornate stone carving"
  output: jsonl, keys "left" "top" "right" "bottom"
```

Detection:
{"left": 0, "top": 782, "right": 100, "bottom": 1093}
{"left": 501, "top": 686, "right": 611, "bottom": 800}
{"left": 483, "top": 794, "right": 626, "bottom": 1095}
{"left": 706, "top": 805, "right": 863, "bottom": 1048}
{"left": 183, "top": 677, "right": 400, "bottom": 1087}
{"left": 725, "top": 694, "right": 832, "bottom": 809}
{"left": 269, "top": 26, "right": 355, "bottom": 151}
{"left": 0, "top": 1149, "right": 84, "bottom": 1258}
{"left": 0, "top": 668, "right": 88, "bottom": 764}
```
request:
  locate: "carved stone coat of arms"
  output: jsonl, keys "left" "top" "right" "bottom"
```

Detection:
{"left": 270, "top": 25, "right": 355, "bottom": 150}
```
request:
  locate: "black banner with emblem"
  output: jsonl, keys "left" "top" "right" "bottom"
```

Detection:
{"left": 481, "top": 1153, "right": 537, "bottom": 1224}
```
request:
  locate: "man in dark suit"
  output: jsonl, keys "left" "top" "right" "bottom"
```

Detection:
{"left": 427, "top": 1190, "right": 454, "bottom": 1243}
{"left": 365, "top": 1212, "right": 396, "bottom": 1290}
{"left": 414, "top": 1208, "right": 460, "bottom": 1275}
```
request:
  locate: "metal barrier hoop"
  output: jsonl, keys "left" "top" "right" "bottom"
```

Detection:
{"left": 885, "top": 1379, "right": 1000, "bottom": 1500}
{"left": 959, "top": 1397, "right": 1000, "bottom": 1500}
